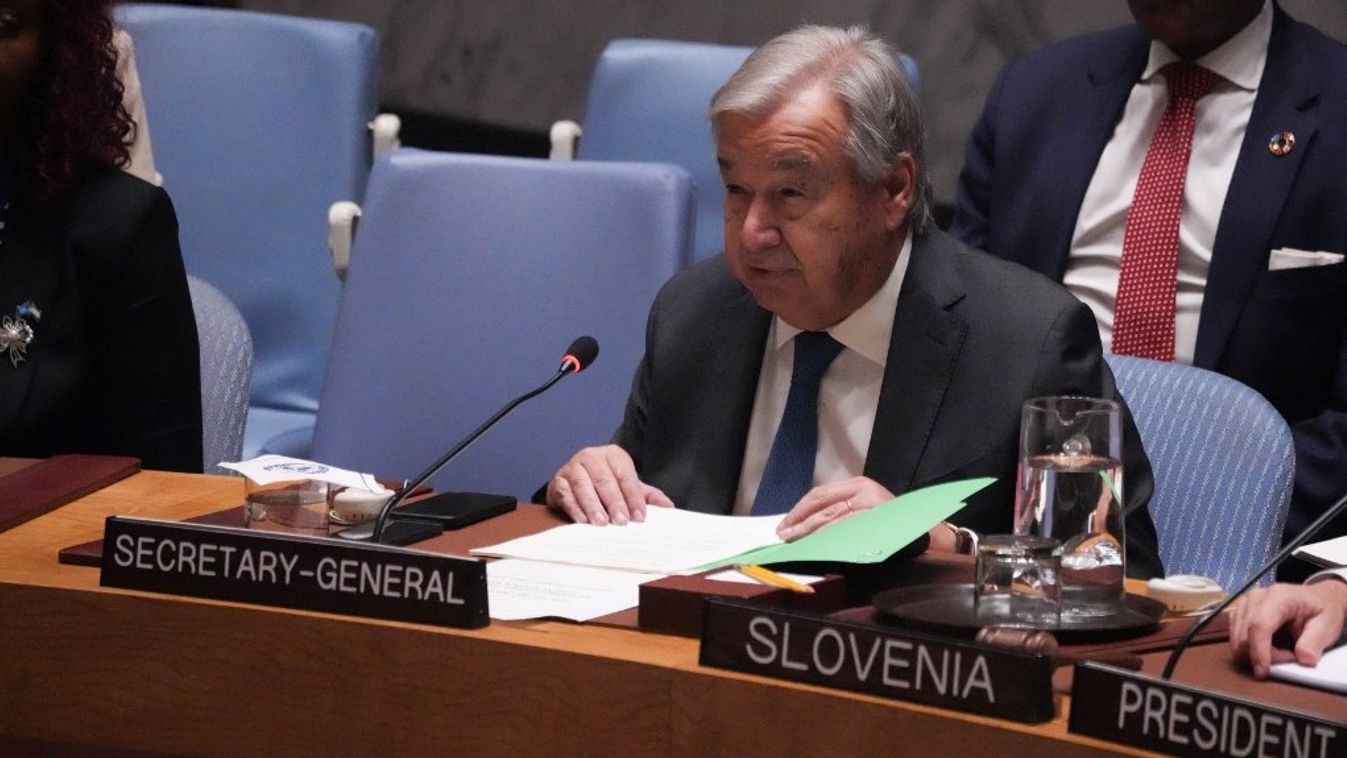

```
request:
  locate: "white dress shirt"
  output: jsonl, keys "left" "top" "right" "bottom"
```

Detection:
{"left": 1308, "top": 568, "right": 1347, "bottom": 644}
{"left": 733, "top": 231, "right": 913, "bottom": 515}
{"left": 1064, "top": 0, "right": 1271, "bottom": 365}
{"left": 1309, "top": 568, "right": 1347, "bottom": 585}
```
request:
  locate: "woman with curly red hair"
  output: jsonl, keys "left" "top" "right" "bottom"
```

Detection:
{"left": 0, "top": 0, "right": 202, "bottom": 471}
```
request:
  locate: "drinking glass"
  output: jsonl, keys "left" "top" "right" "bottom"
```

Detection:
{"left": 1013, "top": 396, "right": 1125, "bottom": 618}
{"left": 974, "top": 534, "right": 1062, "bottom": 627}
{"left": 243, "top": 477, "right": 330, "bottom": 537}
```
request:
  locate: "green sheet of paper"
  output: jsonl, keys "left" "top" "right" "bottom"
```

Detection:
{"left": 699, "top": 477, "right": 996, "bottom": 570}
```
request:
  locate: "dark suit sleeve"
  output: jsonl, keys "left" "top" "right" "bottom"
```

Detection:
{"left": 611, "top": 281, "right": 660, "bottom": 469}
{"left": 949, "top": 64, "right": 1013, "bottom": 252}
{"left": 1031, "top": 299, "right": 1165, "bottom": 579}
{"left": 82, "top": 187, "right": 203, "bottom": 472}
{"left": 1289, "top": 348, "right": 1347, "bottom": 541}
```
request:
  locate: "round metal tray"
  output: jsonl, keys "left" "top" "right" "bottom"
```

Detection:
{"left": 873, "top": 583, "right": 1167, "bottom": 643}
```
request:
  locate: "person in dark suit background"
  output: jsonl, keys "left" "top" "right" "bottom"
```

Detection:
{"left": 952, "top": 1, "right": 1347, "bottom": 564}
{"left": 0, "top": 0, "right": 202, "bottom": 472}
{"left": 545, "top": 25, "right": 1163, "bottom": 577}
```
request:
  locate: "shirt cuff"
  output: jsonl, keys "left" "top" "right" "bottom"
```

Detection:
{"left": 1306, "top": 570, "right": 1347, "bottom": 646}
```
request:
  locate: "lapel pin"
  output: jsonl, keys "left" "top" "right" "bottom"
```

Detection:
{"left": 1, "top": 300, "right": 40, "bottom": 368}
{"left": 1268, "top": 131, "right": 1295, "bottom": 156}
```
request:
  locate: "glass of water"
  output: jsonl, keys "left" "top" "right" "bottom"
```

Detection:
{"left": 975, "top": 534, "right": 1063, "bottom": 627}
{"left": 244, "top": 477, "right": 331, "bottom": 537}
{"left": 1014, "top": 396, "right": 1125, "bottom": 618}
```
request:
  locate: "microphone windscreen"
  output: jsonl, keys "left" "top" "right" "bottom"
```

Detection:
{"left": 564, "top": 336, "right": 600, "bottom": 372}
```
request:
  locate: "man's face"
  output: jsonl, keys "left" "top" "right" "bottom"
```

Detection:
{"left": 0, "top": 0, "right": 43, "bottom": 149}
{"left": 1127, "top": 0, "right": 1263, "bottom": 60}
{"left": 717, "top": 86, "right": 910, "bottom": 332}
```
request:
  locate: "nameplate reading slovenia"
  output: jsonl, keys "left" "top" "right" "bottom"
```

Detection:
{"left": 100, "top": 516, "right": 488, "bottom": 628}
{"left": 1070, "top": 661, "right": 1345, "bottom": 757}
{"left": 698, "top": 600, "right": 1054, "bottom": 723}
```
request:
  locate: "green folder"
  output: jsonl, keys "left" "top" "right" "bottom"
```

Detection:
{"left": 700, "top": 477, "right": 996, "bottom": 570}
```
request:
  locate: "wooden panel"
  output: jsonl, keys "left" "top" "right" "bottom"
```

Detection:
{"left": 0, "top": 583, "right": 671, "bottom": 754}
{"left": 0, "top": 467, "right": 1169, "bottom": 756}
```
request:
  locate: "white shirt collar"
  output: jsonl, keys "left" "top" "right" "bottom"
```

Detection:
{"left": 1143, "top": 0, "right": 1271, "bottom": 92}
{"left": 770, "top": 228, "right": 913, "bottom": 368}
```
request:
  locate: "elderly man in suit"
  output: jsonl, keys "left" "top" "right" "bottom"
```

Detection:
{"left": 952, "top": 1, "right": 1347, "bottom": 562}
{"left": 546, "top": 25, "right": 1163, "bottom": 577}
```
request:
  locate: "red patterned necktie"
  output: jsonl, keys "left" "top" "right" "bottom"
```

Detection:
{"left": 1111, "top": 62, "right": 1223, "bottom": 361}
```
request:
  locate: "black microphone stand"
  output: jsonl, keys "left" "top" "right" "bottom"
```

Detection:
{"left": 370, "top": 367, "right": 575, "bottom": 543}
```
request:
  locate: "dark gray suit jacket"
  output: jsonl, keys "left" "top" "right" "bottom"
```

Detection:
{"left": 614, "top": 228, "right": 1164, "bottom": 578}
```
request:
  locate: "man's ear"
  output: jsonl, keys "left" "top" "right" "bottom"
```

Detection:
{"left": 882, "top": 153, "right": 917, "bottom": 231}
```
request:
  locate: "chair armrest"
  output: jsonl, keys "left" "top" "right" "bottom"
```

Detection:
{"left": 549, "top": 120, "right": 582, "bottom": 161}
{"left": 370, "top": 113, "right": 402, "bottom": 162}
{"left": 328, "top": 201, "right": 363, "bottom": 281}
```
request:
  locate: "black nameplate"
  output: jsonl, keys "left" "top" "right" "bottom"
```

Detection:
{"left": 1069, "top": 662, "right": 1347, "bottom": 756}
{"left": 698, "top": 599, "right": 1055, "bottom": 723}
{"left": 100, "top": 516, "right": 488, "bottom": 628}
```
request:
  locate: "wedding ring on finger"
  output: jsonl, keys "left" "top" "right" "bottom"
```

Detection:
{"left": 845, "top": 498, "right": 855, "bottom": 512}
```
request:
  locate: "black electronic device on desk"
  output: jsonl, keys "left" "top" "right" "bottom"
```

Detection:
{"left": 336, "top": 493, "right": 516, "bottom": 541}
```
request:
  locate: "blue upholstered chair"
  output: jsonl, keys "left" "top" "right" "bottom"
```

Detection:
{"left": 553, "top": 38, "right": 920, "bottom": 261}
{"left": 118, "top": 5, "right": 379, "bottom": 458}
{"left": 310, "top": 150, "right": 693, "bottom": 497}
{"left": 187, "top": 276, "right": 253, "bottom": 475}
{"left": 1106, "top": 355, "right": 1295, "bottom": 589}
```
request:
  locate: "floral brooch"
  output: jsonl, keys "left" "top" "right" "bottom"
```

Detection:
{"left": 1, "top": 301, "right": 41, "bottom": 368}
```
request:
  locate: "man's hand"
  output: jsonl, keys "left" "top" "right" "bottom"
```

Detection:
{"left": 1229, "top": 578, "right": 1347, "bottom": 679}
{"left": 546, "top": 445, "right": 674, "bottom": 525}
{"left": 777, "top": 477, "right": 895, "bottom": 541}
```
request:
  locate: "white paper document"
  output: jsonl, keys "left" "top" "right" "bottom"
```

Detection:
{"left": 471, "top": 507, "right": 785, "bottom": 573}
{"left": 220, "top": 455, "right": 384, "bottom": 492}
{"left": 1269, "top": 644, "right": 1347, "bottom": 694}
{"left": 703, "top": 569, "right": 823, "bottom": 586}
{"left": 1293, "top": 535, "right": 1347, "bottom": 569}
{"left": 486, "top": 559, "right": 651, "bottom": 621}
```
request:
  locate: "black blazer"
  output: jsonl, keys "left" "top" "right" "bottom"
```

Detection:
{"left": 614, "top": 228, "right": 1164, "bottom": 579}
{"left": 0, "top": 169, "right": 202, "bottom": 472}
{"left": 952, "top": 6, "right": 1347, "bottom": 543}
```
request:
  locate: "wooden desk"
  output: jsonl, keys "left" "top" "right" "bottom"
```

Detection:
{"left": 0, "top": 470, "right": 1315, "bottom": 755}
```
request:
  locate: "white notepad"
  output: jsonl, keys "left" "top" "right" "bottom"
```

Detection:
{"left": 1269, "top": 644, "right": 1347, "bottom": 694}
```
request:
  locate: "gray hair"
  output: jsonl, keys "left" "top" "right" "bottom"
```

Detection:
{"left": 710, "top": 25, "right": 931, "bottom": 232}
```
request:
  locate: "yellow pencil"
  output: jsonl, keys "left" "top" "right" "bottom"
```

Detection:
{"left": 736, "top": 564, "right": 814, "bottom": 594}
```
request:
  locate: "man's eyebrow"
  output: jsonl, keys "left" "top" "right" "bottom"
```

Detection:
{"left": 716, "top": 154, "right": 819, "bottom": 175}
{"left": 772, "top": 155, "right": 818, "bottom": 173}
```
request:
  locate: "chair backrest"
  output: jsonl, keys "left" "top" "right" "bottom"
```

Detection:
{"left": 1106, "top": 355, "right": 1295, "bottom": 589}
{"left": 187, "top": 276, "right": 253, "bottom": 475}
{"left": 311, "top": 150, "right": 693, "bottom": 497}
{"left": 117, "top": 4, "right": 378, "bottom": 457}
{"left": 576, "top": 38, "right": 920, "bottom": 261}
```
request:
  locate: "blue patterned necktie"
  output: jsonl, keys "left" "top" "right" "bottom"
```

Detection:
{"left": 752, "top": 331, "right": 845, "bottom": 515}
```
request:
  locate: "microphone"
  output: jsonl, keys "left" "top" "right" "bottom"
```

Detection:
{"left": 560, "top": 335, "right": 599, "bottom": 374}
{"left": 1161, "top": 488, "right": 1347, "bottom": 679}
{"left": 360, "top": 336, "right": 600, "bottom": 544}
